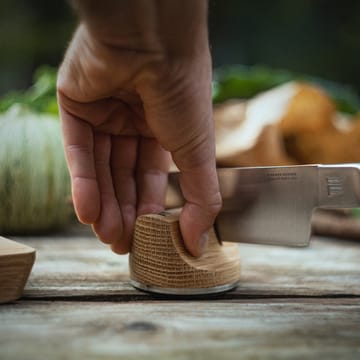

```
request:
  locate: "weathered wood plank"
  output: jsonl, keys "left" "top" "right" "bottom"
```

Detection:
{"left": 9, "top": 225, "right": 360, "bottom": 300}
{"left": 0, "top": 300, "right": 359, "bottom": 360}
{"left": 3, "top": 225, "right": 360, "bottom": 359}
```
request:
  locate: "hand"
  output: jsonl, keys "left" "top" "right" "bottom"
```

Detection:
{"left": 57, "top": 0, "right": 222, "bottom": 256}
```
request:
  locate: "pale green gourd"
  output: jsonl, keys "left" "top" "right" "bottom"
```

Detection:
{"left": 0, "top": 104, "right": 72, "bottom": 234}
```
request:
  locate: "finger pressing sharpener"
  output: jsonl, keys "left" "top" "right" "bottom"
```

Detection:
{"left": 129, "top": 211, "right": 240, "bottom": 296}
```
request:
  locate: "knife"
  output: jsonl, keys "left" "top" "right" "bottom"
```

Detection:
{"left": 168, "top": 164, "right": 360, "bottom": 247}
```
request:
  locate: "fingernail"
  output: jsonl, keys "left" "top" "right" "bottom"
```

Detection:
{"left": 198, "top": 231, "right": 209, "bottom": 254}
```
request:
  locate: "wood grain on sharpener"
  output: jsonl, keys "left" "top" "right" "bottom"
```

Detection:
{"left": 0, "top": 237, "right": 36, "bottom": 304}
{"left": 129, "top": 211, "right": 240, "bottom": 295}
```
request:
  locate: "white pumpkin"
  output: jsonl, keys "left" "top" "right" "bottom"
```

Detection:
{"left": 0, "top": 104, "right": 72, "bottom": 234}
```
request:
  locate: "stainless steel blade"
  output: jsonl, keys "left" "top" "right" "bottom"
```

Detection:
{"left": 168, "top": 164, "right": 360, "bottom": 246}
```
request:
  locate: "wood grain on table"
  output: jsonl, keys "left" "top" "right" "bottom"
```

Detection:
{"left": 0, "top": 224, "right": 359, "bottom": 360}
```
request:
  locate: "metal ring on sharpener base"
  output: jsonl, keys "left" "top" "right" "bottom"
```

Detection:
{"left": 130, "top": 279, "right": 239, "bottom": 296}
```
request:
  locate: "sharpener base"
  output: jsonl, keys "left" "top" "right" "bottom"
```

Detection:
{"left": 130, "top": 213, "right": 241, "bottom": 295}
{"left": 130, "top": 279, "right": 239, "bottom": 296}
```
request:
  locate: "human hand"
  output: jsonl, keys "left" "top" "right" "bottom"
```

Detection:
{"left": 57, "top": 0, "right": 222, "bottom": 256}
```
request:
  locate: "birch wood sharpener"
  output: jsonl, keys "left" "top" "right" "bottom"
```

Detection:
{"left": 0, "top": 237, "right": 36, "bottom": 304}
{"left": 129, "top": 212, "right": 241, "bottom": 295}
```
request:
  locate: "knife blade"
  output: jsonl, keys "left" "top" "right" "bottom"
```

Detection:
{"left": 168, "top": 164, "right": 360, "bottom": 247}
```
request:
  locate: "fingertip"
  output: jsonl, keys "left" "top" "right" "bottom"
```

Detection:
{"left": 181, "top": 227, "right": 209, "bottom": 257}
{"left": 91, "top": 199, "right": 138, "bottom": 255}
{"left": 198, "top": 231, "right": 209, "bottom": 254}
{"left": 184, "top": 230, "right": 209, "bottom": 258}
{"left": 72, "top": 177, "right": 100, "bottom": 224}
{"left": 179, "top": 203, "right": 218, "bottom": 257}
{"left": 92, "top": 218, "right": 121, "bottom": 245}
{"left": 110, "top": 205, "right": 136, "bottom": 255}
{"left": 110, "top": 242, "right": 130, "bottom": 255}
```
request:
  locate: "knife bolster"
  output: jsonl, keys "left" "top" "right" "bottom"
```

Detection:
{"left": 318, "top": 164, "right": 360, "bottom": 208}
{"left": 129, "top": 211, "right": 241, "bottom": 295}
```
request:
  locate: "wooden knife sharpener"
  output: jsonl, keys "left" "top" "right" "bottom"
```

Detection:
{"left": 0, "top": 237, "right": 36, "bottom": 304}
{"left": 129, "top": 211, "right": 241, "bottom": 295}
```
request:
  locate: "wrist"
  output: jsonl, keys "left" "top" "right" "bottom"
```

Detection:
{"left": 72, "top": 0, "right": 209, "bottom": 57}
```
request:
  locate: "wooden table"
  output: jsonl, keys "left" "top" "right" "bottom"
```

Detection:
{"left": 1, "top": 224, "right": 359, "bottom": 359}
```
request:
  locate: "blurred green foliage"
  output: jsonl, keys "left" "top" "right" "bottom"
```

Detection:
{"left": 1, "top": 65, "right": 359, "bottom": 117}
{"left": 213, "top": 65, "right": 360, "bottom": 115}
{"left": 352, "top": 209, "right": 360, "bottom": 218}
{"left": 0, "top": 67, "right": 58, "bottom": 114}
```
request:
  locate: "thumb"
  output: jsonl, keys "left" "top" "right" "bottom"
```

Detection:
{"left": 146, "top": 90, "right": 222, "bottom": 257}
{"left": 174, "top": 151, "right": 222, "bottom": 257}
{"left": 138, "top": 55, "right": 222, "bottom": 256}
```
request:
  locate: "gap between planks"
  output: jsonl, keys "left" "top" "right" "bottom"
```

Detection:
{"left": 20, "top": 292, "right": 360, "bottom": 303}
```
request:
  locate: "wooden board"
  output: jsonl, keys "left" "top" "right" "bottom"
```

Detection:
{"left": 20, "top": 227, "right": 360, "bottom": 299}
{"left": 0, "top": 237, "right": 35, "bottom": 304}
{"left": 1, "top": 300, "right": 359, "bottom": 360}
{"left": 0, "top": 224, "right": 359, "bottom": 359}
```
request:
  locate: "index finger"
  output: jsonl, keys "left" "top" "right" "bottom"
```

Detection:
{"left": 59, "top": 105, "right": 100, "bottom": 224}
